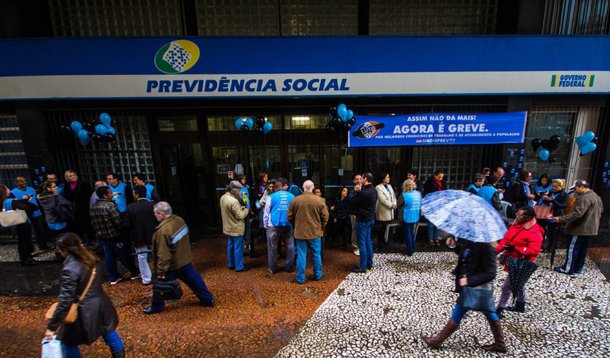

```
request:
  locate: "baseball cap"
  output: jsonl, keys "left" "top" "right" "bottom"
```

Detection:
{"left": 568, "top": 179, "right": 590, "bottom": 190}
{"left": 228, "top": 180, "right": 243, "bottom": 190}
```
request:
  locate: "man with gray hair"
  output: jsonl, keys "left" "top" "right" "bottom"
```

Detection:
{"left": 288, "top": 180, "right": 329, "bottom": 283}
{"left": 220, "top": 180, "right": 251, "bottom": 272}
{"left": 143, "top": 201, "right": 214, "bottom": 314}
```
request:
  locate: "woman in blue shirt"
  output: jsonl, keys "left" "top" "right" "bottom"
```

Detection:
{"left": 534, "top": 173, "right": 552, "bottom": 202}
{"left": 398, "top": 179, "right": 422, "bottom": 256}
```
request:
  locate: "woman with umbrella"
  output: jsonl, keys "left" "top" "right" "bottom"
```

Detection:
{"left": 420, "top": 190, "right": 508, "bottom": 353}
{"left": 495, "top": 206, "right": 543, "bottom": 316}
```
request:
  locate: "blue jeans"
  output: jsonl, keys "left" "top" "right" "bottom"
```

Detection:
{"left": 266, "top": 226, "right": 295, "bottom": 271}
{"left": 355, "top": 220, "right": 374, "bottom": 270}
{"left": 426, "top": 219, "right": 438, "bottom": 242}
{"left": 151, "top": 263, "right": 214, "bottom": 311}
{"left": 403, "top": 222, "right": 416, "bottom": 256}
{"left": 103, "top": 240, "right": 140, "bottom": 282}
{"left": 296, "top": 238, "right": 322, "bottom": 283}
{"left": 227, "top": 236, "right": 245, "bottom": 270}
{"left": 562, "top": 235, "right": 592, "bottom": 273}
{"left": 450, "top": 303, "right": 499, "bottom": 325}
{"left": 63, "top": 330, "right": 124, "bottom": 357}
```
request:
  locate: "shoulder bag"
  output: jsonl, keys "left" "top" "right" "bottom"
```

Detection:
{"left": 0, "top": 210, "right": 28, "bottom": 227}
{"left": 45, "top": 268, "right": 96, "bottom": 324}
{"left": 457, "top": 249, "right": 495, "bottom": 312}
{"left": 533, "top": 198, "right": 552, "bottom": 220}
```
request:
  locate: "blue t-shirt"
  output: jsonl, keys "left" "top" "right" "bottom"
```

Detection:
{"left": 269, "top": 190, "right": 295, "bottom": 227}
{"left": 402, "top": 191, "right": 421, "bottom": 223}
{"left": 10, "top": 186, "right": 41, "bottom": 217}
{"left": 109, "top": 182, "right": 128, "bottom": 212}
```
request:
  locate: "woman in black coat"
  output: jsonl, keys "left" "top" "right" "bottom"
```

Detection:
{"left": 422, "top": 236, "right": 507, "bottom": 353}
{"left": 328, "top": 187, "right": 352, "bottom": 246}
{"left": 539, "top": 179, "right": 569, "bottom": 252}
{"left": 45, "top": 233, "right": 124, "bottom": 358}
{"left": 61, "top": 170, "right": 94, "bottom": 243}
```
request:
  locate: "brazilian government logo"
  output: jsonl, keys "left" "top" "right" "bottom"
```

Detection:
{"left": 352, "top": 121, "right": 385, "bottom": 139}
{"left": 550, "top": 74, "right": 595, "bottom": 88}
{"left": 154, "top": 40, "right": 200, "bottom": 74}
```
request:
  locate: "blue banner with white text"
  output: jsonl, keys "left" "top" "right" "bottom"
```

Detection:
{"left": 348, "top": 112, "right": 527, "bottom": 147}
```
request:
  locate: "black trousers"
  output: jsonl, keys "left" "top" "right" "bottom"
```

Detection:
{"left": 16, "top": 223, "right": 34, "bottom": 263}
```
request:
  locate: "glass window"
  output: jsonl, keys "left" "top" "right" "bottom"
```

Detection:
{"left": 365, "top": 147, "right": 402, "bottom": 189}
{"left": 524, "top": 110, "right": 577, "bottom": 181}
{"left": 249, "top": 146, "right": 282, "bottom": 183}
{"left": 208, "top": 116, "right": 281, "bottom": 131}
{"left": 412, "top": 145, "right": 483, "bottom": 190}
{"left": 158, "top": 116, "right": 198, "bottom": 132}
{"left": 0, "top": 114, "right": 29, "bottom": 188}
{"left": 285, "top": 115, "right": 327, "bottom": 129}
{"left": 280, "top": 0, "right": 358, "bottom": 35}
{"left": 322, "top": 145, "right": 357, "bottom": 199}
{"left": 288, "top": 144, "right": 320, "bottom": 187}
{"left": 196, "top": 0, "right": 280, "bottom": 36}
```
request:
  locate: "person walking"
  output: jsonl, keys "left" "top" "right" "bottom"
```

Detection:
{"left": 90, "top": 186, "right": 140, "bottom": 285}
{"left": 351, "top": 173, "right": 377, "bottom": 273}
{"left": 287, "top": 180, "right": 329, "bottom": 284}
{"left": 12, "top": 176, "right": 48, "bottom": 250}
{"left": 44, "top": 233, "right": 125, "bottom": 358}
{"left": 423, "top": 170, "right": 445, "bottom": 246}
{"left": 552, "top": 180, "right": 603, "bottom": 275}
{"left": 264, "top": 177, "right": 296, "bottom": 274}
{"left": 348, "top": 174, "right": 363, "bottom": 256}
{"left": 375, "top": 173, "right": 397, "bottom": 248}
{"left": 539, "top": 179, "right": 568, "bottom": 252}
{"left": 144, "top": 202, "right": 215, "bottom": 314}
{"left": 398, "top": 179, "right": 421, "bottom": 256}
{"left": 422, "top": 235, "right": 506, "bottom": 353}
{"left": 123, "top": 185, "right": 156, "bottom": 285}
{"left": 220, "top": 181, "right": 251, "bottom": 272}
{"left": 62, "top": 170, "right": 93, "bottom": 243}
{"left": 495, "top": 206, "right": 543, "bottom": 316}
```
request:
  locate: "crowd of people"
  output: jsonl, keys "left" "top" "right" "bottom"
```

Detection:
{"left": 0, "top": 166, "right": 604, "bottom": 356}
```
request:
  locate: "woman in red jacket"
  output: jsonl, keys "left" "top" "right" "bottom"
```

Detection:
{"left": 495, "top": 206, "right": 543, "bottom": 317}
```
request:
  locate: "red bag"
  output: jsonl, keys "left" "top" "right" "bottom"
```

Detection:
{"left": 533, "top": 205, "right": 552, "bottom": 220}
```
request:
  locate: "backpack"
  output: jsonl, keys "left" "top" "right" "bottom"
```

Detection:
{"left": 288, "top": 184, "right": 303, "bottom": 197}
{"left": 55, "top": 198, "right": 77, "bottom": 223}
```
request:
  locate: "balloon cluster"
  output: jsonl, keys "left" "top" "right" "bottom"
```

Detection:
{"left": 60, "top": 113, "right": 116, "bottom": 146}
{"left": 531, "top": 135, "right": 561, "bottom": 163}
{"left": 326, "top": 103, "right": 356, "bottom": 134}
{"left": 575, "top": 131, "right": 598, "bottom": 157}
{"left": 234, "top": 116, "right": 273, "bottom": 135}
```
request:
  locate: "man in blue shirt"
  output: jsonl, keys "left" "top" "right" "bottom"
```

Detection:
{"left": 133, "top": 173, "right": 161, "bottom": 202}
{"left": 106, "top": 172, "right": 134, "bottom": 213}
{"left": 12, "top": 176, "right": 49, "bottom": 250}
{"left": 263, "top": 177, "right": 296, "bottom": 274}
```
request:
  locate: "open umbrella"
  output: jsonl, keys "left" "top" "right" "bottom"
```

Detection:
{"left": 421, "top": 190, "right": 508, "bottom": 243}
{"left": 506, "top": 257, "right": 538, "bottom": 302}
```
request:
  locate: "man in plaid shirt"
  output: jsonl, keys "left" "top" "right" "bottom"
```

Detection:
{"left": 91, "top": 186, "right": 140, "bottom": 285}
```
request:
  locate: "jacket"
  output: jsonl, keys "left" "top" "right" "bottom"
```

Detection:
{"left": 477, "top": 184, "right": 502, "bottom": 211}
{"left": 153, "top": 215, "right": 193, "bottom": 276}
{"left": 287, "top": 192, "right": 329, "bottom": 239}
{"left": 48, "top": 256, "right": 118, "bottom": 346}
{"left": 90, "top": 199, "right": 122, "bottom": 240}
{"left": 62, "top": 180, "right": 93, "bottom": 228}
{"left": 123, "top": 199, "right": 157, "bottom": 247}
{"left": 423, "top": 178, "right": 445, "bottom": 197}
{"left": 331, "top": 197, "right": 351, "bottom": 221}
{"left": 506, "top": 181, "right": 531, "bottom": 209}
{"left": 37, "top": 193, "right": 71, "bottom": 230}
{"left": 559, "top": 190, "right": 603, "bottom": 236}
{"left": 265, "top": 190, "right": 295, "bottom": 227}
{"left": 497, "top": 217, "right": 544, "bottom": 272}
{"left": 400, "top": 190, "right": 421, "bottom": 223}
{"left": 543, "top": 189, "right": 569, "bottom": 217}
{"left": 350, "top": 184, "right": 377, "bottom": 222}
{"left": 375, "top": 183, "right": 397, "bottom": 221}
{"left": 451, "top": 239, "right": 496, "bottom": 294}
{"left": 220, "top": 191, "right": 249, "bottom": 236}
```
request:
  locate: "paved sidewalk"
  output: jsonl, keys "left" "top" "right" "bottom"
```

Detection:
{"left": 277, "top": 252, "right": 610, "bottom": 357}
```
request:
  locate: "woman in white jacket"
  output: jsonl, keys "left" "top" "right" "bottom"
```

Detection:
{"left": 375, "top": 173, "right": 397, "bottom": 248}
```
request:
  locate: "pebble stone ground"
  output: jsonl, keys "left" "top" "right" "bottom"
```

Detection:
{"left": 276, "top": 251, "right": 610, "bottom": 358}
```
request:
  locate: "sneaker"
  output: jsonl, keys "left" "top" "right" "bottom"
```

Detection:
{"left": 353, "top": 249, "right": 360, "bottom": 256}
{"left": 130, "top": 274, "right": 141, "bottom": 281}
{"left": 110, "top": 277, "right": 124, "bottom": 285}
{"left": 553, "top": 266, "right": 571, "bottom": 274}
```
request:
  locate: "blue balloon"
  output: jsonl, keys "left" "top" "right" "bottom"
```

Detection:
{"left": 581, "top": 142, "right": 597, "bottom": 155}
{"left": 575, "top": 135, "right": 586, "bottom": 147}
{"left": 245, "top": 117, "right": 254, "bottom": 129}
{"left": 100, "top": 113, "right": 111, "bottom": 127}
{"left": 337, "top": 104, "right": 348, "bottom": 121}
{"left": 95, "top": 124, "right": 108, "bottom": 135}
{"left": 107, "top": 126, "right": 116, "bottom": 135}
{"left": 538, "top": 148, "right": 549, "bottom": 161}
{"left": 234, "top": 118, "right": 243, "bottom": 130}
{"left": 70, "top": 121, "right": 83, "bottom": 134}
{"left": 263, "top": 121, "right": 273, "bottom": 134}
{"left": 582, "top": 131, "right": 595, "bottom": 143}
{"left": 345, "top": 109, "right": 354, "bottom": 122}
{"left": 77, "top": 129, "right": 90, "bottom": 146}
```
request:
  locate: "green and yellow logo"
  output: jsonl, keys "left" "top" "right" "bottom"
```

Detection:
{"left": 154, "top": 40, "right": 200, "bottom": 74}
{"left": 550, "top": 74, "right": 595, "bottom": 88}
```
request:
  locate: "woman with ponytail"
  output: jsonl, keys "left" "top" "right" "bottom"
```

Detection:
{"left": 44, "top": 233, "right": 125, "bottom": 357}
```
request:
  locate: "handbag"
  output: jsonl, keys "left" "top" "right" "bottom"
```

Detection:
{"left": 533, "top": 205, "right": 552, "bottom": 220}
{"left": 457, "top": 282, "right": 495, "bottom": 312}
{"left": 41, "top": 336, "right": 62, "bottom": 358}
{"left": 153, "top": 279, "right": 183, "bottom": 300}
{"left": 45, "top": 268, "right": 96, "bottom": 324}
{"left": 0, "top": 210, "right": 28, "bottom": 227}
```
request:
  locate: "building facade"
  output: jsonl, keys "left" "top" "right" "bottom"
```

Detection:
{"left": 1, "top": 0, "right": 609, "bottom": 227}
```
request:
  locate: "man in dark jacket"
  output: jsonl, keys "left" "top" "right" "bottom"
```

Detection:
{"left": 552, "top": 180, "right": 604, "bottom": 275}
{"left": 123, "top": 185, "right": 156, "bottom": 285}
{"left": 351, "top": 173, "right": 377, "bottom": 273}
{"left": 62, "top": 170, "right": 93, "bottom": 243}
{"left": 91, "top": 186, "right": 140, "bottom": 285}
{"left": 144, "top": 202, "right": 215, "bottom": 314}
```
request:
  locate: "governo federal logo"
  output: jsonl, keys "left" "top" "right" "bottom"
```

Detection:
{"left": 154, "top": 40, "right": 200, "bottom": 74}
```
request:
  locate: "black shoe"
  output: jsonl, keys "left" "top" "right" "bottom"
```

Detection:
{"left": 21, "top": 258, "right": 40, "bottom": 266}
{"left": 236, "top": 267, "right": 250, "bottom": 272}
{"left": 143, "top": 306, "right": 162, "bottom": 315}
{"left": 351, "top": 266, "right": 367, "bottom": 273}
{"left": 201, "top": 299, "right": 215, "bottom": 307}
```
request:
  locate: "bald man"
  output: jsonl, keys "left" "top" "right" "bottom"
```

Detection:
{"left": 287, "top": 180, "right": 329, "bottom": 284}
